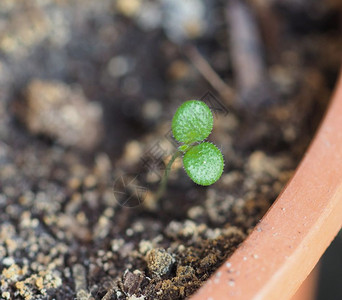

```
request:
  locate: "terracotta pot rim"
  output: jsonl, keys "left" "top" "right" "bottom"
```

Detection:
{"left": 191, "top": 72, "right": 342, "bottom": 300}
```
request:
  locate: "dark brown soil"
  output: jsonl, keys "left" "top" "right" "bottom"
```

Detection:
{"left": 0, "top": 1, "right": 341, "bottom": 299}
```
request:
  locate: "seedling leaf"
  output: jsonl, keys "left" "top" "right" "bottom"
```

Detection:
{"left": 183, "top": 142, "right": 224, "bottom": 186}
{"left": 172, "top": 100, "right": 213, "bottom": 144}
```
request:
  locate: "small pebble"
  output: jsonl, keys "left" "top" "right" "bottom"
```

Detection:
{"left": 146, "top": 248, "right": 175, "bottom": 277}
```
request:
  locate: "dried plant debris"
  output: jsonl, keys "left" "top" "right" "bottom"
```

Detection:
{"left": 0, "top": 0, "right": 341, "bottom": 299}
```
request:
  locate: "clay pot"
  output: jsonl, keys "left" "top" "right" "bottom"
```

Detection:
{"left": 191, "top": 73, "right": 342, "bottom": 300}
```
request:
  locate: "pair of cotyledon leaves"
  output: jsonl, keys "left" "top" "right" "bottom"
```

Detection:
{"left": 172, "top": 100, "right": 224, "bottom": 186}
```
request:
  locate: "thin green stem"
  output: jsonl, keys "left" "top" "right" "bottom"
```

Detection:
{"left": 155, "top": 150, "right": 181, "bottom": 201}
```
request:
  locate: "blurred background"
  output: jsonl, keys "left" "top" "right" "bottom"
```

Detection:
{"left": 0, "top": 0, "right": 341, "bottom": 299}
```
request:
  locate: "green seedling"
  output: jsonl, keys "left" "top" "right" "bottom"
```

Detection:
{"left": 156, "top": 100, "right": 224, "bottom": 199}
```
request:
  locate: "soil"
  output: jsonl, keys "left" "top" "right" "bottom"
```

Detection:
{"left": 0, "top": 1, "right": 341, "bottom": 299}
